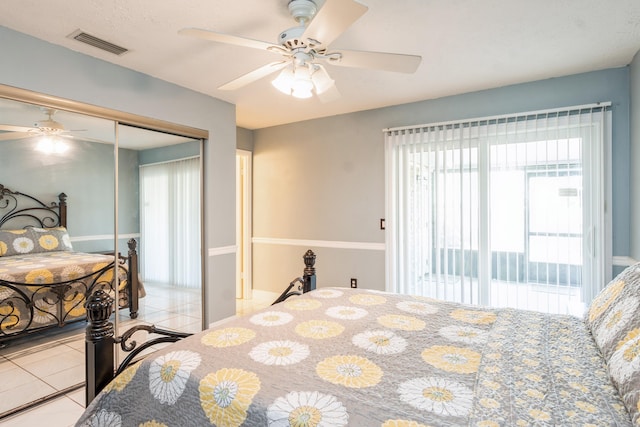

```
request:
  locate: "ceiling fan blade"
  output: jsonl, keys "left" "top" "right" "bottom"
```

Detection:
{"left": 179, "top": 28, "right": 279, "bottom": 52}
{"left": 303, "top": 0, "right": 367, "bottom": 47}
{"left": 0, "top": 124, "right": 33, "bottom": 133}
{"left": 329, "top": 49, "right": 421, "bottom": 74}
{"left": 219, "top": 61, "right": 287, "bottom": 91}
{"left": 0, "top": 132, "right": 33, "bottom": 141}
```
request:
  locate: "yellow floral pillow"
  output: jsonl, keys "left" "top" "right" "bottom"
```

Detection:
{"left": 29, "top": 227, "right": 73, "bottom": 253}
{"left": 585, "top": 262, "right": 640, "bottom": 423}
{"left": 0, "top": 227, "right": 73, "bottom": 257}
{"left": 0, "top": 228, "right": 33, "bottom": 256}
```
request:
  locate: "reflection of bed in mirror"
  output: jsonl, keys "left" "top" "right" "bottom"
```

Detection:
{"left": 0, "top": 184, "right": 142, "bottom": 346}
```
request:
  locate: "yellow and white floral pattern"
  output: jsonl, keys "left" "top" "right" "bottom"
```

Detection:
{"left": 377, "top": 314, "right": 426, "bottom": 331}
{"left": 438, "top": 324, "right": 489, "bottom": 344}
{"left": 585, "top": 262, "right": 640, "bottom": 424}
{"left": 316, "top": 355, "right": 383, "bottom": 388}
{"left": 396, "top": 300, "right": 438, "bottom": 315}
{"left": 199, "top": 368, "right": 260, "bottom": 427}
{"left": 77, "top": 287, "right": 634, "bottom": 426}
{"left": 104, "top": 363, "right": 142, "bottom": 393}
{"left": 310, "top": 288, "right": 344, "bottom": 299}
{"left": 201, "top": 327, "right": 256, "bottom": 348}
{"left": 0, "top": 251, "right": 130, "bottom": 333}
{"left": 149, "top": 350, "right": 202, "bottom": 405}
{"left": 268, "top": 391, "right": 348, "bottom": 426}
{"left": 325, "top": 305, "right": 368, "bottom": 320}
{"left": 249, "top": 340, "right": 310, "bottom": 366}
{"left": 352, "top": 329, "right": 407, "bottom": 355}
{"left": 398, "top": 376, "right": 474, "bottom": 417}
{"left": 249, "top": 310, "right": 293, "bottom": 327}
{"left": 0, "top": 227, "right": 73, "bottom": 257}
{"left": 588, "top": 279, "right": 625, "bottom": 323}
{"left": 284, "top": 298, "right": 322, "bottom": 311}
{"left": 421, "top": 345, "right": 481, "bottom": 374}
{"left": 295, "top": 319, "right": 344, "bottom": 339}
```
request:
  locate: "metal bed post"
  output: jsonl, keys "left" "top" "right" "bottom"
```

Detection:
{"left": 272, "top": 249, "right": 316, "bottom": 305}
{"left": 85, "top": 290, "right": 115, "bottom": 405}
{"left": 126, "top": 239, "right": 139, "bottom": 319}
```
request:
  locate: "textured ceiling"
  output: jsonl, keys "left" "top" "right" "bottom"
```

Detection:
{"left": 1, "top": 0, "right": 640, "bottom": 129}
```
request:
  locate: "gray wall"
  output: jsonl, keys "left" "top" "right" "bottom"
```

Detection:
{"left": 253, "top": 67, "right": 631, "bottom": 292}
{"left": 631, "top": 51, "right": 640, "bottom": 262}
{"left": 0, "top": 138, "right": 140, "bottom": 253}
{"left": 118, "top": 146, "right": 141, "bottom": 254}
{"left": 0, "top": 26, "right": 237, "bottom": 324}
{"left": 236, "top": 127, "right": 254, "bottom": 152}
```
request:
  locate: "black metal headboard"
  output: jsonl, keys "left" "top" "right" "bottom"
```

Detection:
{"left": 0, "top": 184, "right": 67, "bottom": 229}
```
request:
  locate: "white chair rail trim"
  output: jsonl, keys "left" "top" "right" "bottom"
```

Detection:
{"left": 208, "top": 245, "right": 237, "bottom": 257}
{"left": 612, "top": 256, "right": 638, "bottom": 267}
{"left": 252, "top": 237, "right": 385, "bottom": 251}
{"left": 70, "top": 233, "right": 140, "bottom": 242}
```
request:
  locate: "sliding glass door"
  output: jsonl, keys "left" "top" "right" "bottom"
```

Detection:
{"left": 385, "top": 105, "right": 610, "bottom": 314}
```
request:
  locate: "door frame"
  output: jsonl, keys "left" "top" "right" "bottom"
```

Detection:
{"left": 236, "top": 150, "right": 253, "bottom": 300}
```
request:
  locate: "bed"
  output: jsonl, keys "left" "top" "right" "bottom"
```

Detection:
{"left": 77, "top": 251, "right": 640, "bottom": 426}
{"left": 0, "top": 184, "right": 141, "bottom": 346}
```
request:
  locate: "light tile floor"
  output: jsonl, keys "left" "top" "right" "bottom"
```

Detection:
{"left": 0, "top": 285, "right": 275, "bottom": 426}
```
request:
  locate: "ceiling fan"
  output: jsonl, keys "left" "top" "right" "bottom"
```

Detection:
{"left": 179, "top": 0, "right": 421, "bottom": 100}
{"left": 0, "top": 108, "right": 85, "bottom": 142}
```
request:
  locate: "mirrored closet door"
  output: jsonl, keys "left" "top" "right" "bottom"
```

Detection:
{"left": 0, "top": 96, "right": 117, "bottom": 415}
{"left": 0, "top": 90, "right": 206, "bottom": 417}
{"left": 114, "top": 124, "right": 204, "bottom": 348}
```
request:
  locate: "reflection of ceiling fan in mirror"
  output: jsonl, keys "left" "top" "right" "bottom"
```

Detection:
{"left": 179, "top": 0, "right": 421, "bottom": 100}
{"left": 0, "top": 108, "right": 85, "bottom": 141}
{"left": 0, "top": 108, "right": 90, "bottom": 153}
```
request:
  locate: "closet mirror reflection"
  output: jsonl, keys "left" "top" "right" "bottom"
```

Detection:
{"left": 0, "top": 93, "right": 204, "bottom": 417}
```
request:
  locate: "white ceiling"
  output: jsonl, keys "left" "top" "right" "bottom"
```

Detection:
{"left": 1, "top": 0, "right": 640, "bottom": 130}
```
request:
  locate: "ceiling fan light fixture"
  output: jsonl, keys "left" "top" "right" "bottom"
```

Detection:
{"left": 311, "top": 65, "right": 335, "bottom": 94}
{"left": 291, "top": 79, "right": 314, "bottom": 99}
{"left": 36, "top": 135, "right": 69, "bottom": 155}
{"left": 291, "top": 66, "right": 314, "bottom": 98}
{"left": 271, "top": 65, "right": 296, "bottom": 95}
{"left": 271, "top": 64, "right": 314, "bottom": 98}
{"left": 272, "top": 63, "right": 332, "bottom": 99}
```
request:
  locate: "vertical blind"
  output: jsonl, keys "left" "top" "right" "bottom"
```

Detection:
{"left": 385, "top": 104, "right": 611, "bottom": 314}
{"left": 139, "top": 156, "right": 201, "bottom": 288}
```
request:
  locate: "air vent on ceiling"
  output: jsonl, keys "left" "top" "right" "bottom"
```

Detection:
{"left": 68, "top": 29, "right": 129, "bottom": 55}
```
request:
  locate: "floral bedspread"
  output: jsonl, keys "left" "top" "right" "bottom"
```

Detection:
{"left": 77, "top": 287, "right": 631, "bottom": 426}
{"left": 0, "top": 252, "right": 126, "bottom": 332}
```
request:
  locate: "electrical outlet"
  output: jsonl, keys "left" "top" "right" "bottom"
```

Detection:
{"left": 350, "top": 278, "right": 357, "bottom": 288}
